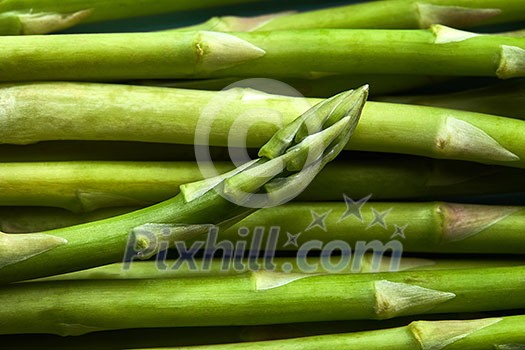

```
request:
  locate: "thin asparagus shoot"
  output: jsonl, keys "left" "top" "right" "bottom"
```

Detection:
{"left": 2, "top": 82, "right": 525, "bottom": 169}
{"left": 1, "top": 266, "right": 525, "bottom": 334}
{"left": 0, "top": 0, "right": 263, "bottom": 35}
{"left": 152, "top": 314, "right": 525, "bottom": 350}
{"left": 0, "top": 26, "right": 524, "bottom": 81}
{"left": 176, "top": 0, "right": 525, "bottom": 32}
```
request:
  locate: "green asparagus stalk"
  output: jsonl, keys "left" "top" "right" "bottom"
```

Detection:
{"left": 0, "top": 26, "right": 524, "bottom": 81}
{"left": 378, "top": 79, "right": 525, "bottom": 120}
{"left": 177, "top": 0, "right": 525, "bottom": 32}
{"left": 160, "top": 314, "right": 525, "bottom": 350}
{"left": 4, "top": 201, "right": 525, "bottom": 254}
{"left": 0, "top": 0, "right": 263, "bottom": 35}
{"left": 2, "top": 82, "right": 525, "bottom": 169}
{"left": 0, "top": 86, "right": 368, "bottom": 284}
{"left": 222, "top": 201, "right": 525, "bottom": 254}
{"left": 1, "top": 266, "right": 525, "bottom": 335}
{"left": 1, "top": 157, "right": 525, "bottom": 213}
{"left": 34, "top": 256, "right": 525, "bottom": 282}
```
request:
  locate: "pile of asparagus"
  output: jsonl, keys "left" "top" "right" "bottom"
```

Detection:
{"left": 1, "top": 0, "right": 525, "bottom": 349}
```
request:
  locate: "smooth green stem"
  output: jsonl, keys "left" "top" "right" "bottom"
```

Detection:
{"left": 2, "top": 82, "right": 525, "bottom": 168}
{"left": 0, "top": 27, "right": 524, "bottom": 81}
{"left": 175, "top": 0, "right": 525, "bottom": 32}
{"left": 163, "top": 314, "right": 525, "bottom": 350}
{"left": 1, "top": 266, "right": 524, "bottom": 335}
{"left": 222, "top": 201, "right": 525, "bottom": 254}
{"left": 0, "top": 157, "right": 525, "bottom": 213}
{"left": 378, "top": 79, "right": 525, "bottom": 120}
{"left": 0, "top": 87, "right": 367, "bottom": 284}
{"left": 34, "top": 257, "right": 525, "bottom": 282}
{"left": 0, "top": 0, "right": 263, "bottom": 35}
{"left": 4, "top": 202, "right": 525, "bottom": 254}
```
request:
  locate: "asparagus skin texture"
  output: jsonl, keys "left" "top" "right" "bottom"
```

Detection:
{"left": 1, "top": 82, "right": 524, "bottom": 168}
{"left": 1, "top": 266, "right": 524, "bottom": 335}
{"left": 0, "top": 87, "right": 368, "bottom": 284}
{"left": 3, "top": 202, "right": 525, "bottom": 255}
{"left": 161, "top": 314, "right": 525, "bottom": 350}
{"left": 378, "top": 79, "right": 525, "bottom": 120}
{"left": 0, "top": 157, "right": 524, "bottom": 212}
{"left": 0, "top": 0, "right": 263, "bottom": 35}
{"left": 0, "top": 26, "right": 524, "bottom": 81}
{"left": 178, "top": 0, "right": 525, "bottom": 32}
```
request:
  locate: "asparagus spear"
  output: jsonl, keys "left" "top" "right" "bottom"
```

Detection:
{"left": 1, "top": 157, "right": 524, "bottom": 213}
{"left": 1, "top": 266, "right": 525, "bottom": 335}
{"left": 158, "top": 314, "right": 525, "bottom": 350}
{"left": 0, "top": 26, "right": 524, "bottom": 81}
{"left": 4, "top": 201, "right": 525, "bottom": 254}
{"left": 0, "top": 86, "right": 368, "bottom": 284}
{"left": 2, "top": 82, "right": 524, "bottom": 168}
{"left": 378, "top": 79, "right": 525, "bottom": 120}
{"left": 0, "top": 0, "right": 262, "bottom": 35}
{"left": 178, "top": 0, "right": 525, "bottom": 32}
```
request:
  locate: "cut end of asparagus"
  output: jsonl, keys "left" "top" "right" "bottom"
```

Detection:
{"left": 374, "top": 280, "right": 456, "bottom": 319}
{"left": 221, "top": 86, "right": 368, "bottom": 207}
{"left": 497, "top": 45, "right": 525, "bottom": 79}
{"left": 409, "top": 318, "right": 502, "bottom": 350}
{"left": 17, "top": 9, "right": 93, "bottom": 35}
{"left": 439, "top": 203, "right": 520, "bottom": 243}
{"left": 194, "top": 31, "right": 266, "bottom": 74}
{"left": 435, "top": 117, "right": 520, "bottom": 163}
{"left": 431, "top": 25, "right": 480, "bottom": 44}
{"left": 418, "top": 4, "right": 501, "bottom": 29}
{"left": 0, "top": 232, "right": 67, "bottom": 269}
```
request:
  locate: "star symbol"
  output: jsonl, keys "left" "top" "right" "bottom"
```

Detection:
{"left": 283, "top": 232, "right": 301, "bottom": 248}
{"left": 305, "top": 210, "right": 332, "bottom": 232}
{"left": 391, "top": 224, "right": 408, "bottom": 239}
{"left": 338, "top": 194, "right": 372, "bottom": 223}
{"left": 367, "top": 208, "right": 392, "bottom": 230}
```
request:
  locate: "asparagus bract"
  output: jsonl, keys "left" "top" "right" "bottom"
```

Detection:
{"left": 0, "top": 27, "right": 524, "bottom": 81}
{"left": 0, "top": 86, "right": 368, "bottom": 284}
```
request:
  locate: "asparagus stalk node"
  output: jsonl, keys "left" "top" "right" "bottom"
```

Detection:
{"left": 0, "top": 87, "right": 368, "bottom": 284}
